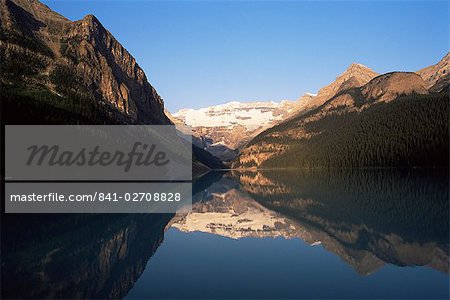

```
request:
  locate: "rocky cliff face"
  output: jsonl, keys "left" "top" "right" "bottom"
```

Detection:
{"left": 1, "top": 0, "right": 170, "bottom": 124}
{"left": 63, "top": 14, "right": 168, "bottom": 123}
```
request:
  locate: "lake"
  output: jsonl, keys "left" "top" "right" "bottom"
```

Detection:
{"left": 1, "top": 170, "right": 449, "bottom": 299}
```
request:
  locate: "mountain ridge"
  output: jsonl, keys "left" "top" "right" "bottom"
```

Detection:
{"left": 233, "top": 63, "right": 448, "bottom": 169}
{"left": 294, "top": 62, "right": 379, "bottom": 112}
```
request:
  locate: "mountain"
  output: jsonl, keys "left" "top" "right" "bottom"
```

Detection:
{"left": 173, "top": 100, "right": 297, "bottom": 161}
{"left": 1, "top": 0, "right": 224, "bottom": 173}
{"left": 169, "top": 63, "right": 378, "bottom": 162}
{"left": 294, "top": 63, "right": 379, "bottom": 113}
{"left": 234, "top": 66, "right": 448, "bottom": 169}
{"left": 417, "top": 52, "right": 449, "bottom": 93}
{"left": 1, "top": 0, "right": 170, "bottom": 124}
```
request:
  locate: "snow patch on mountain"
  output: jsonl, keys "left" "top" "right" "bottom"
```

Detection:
{"left": 173, "top": 100, "right": 296, "bottom": 131}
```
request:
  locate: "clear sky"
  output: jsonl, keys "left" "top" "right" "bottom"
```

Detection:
{"left": 42, "top": 0, "right": 448, "bottom": 112}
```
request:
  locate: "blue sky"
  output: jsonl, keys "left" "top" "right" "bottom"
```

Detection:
{"left": 43, "top": 0, "right": 448, "bottom": 112}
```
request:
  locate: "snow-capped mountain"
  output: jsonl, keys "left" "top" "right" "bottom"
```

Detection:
{"left": 172, "top": 100, "right": 298, "bottom": 160}
{"left": 174, "top": 100, "right": 295, "bottom": 131}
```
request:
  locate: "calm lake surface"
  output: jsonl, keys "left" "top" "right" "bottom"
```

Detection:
{"left": 2, "top": 170, "right": 449, "bottom": 299}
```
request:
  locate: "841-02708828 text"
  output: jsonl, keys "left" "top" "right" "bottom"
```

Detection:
{"left": 9, "top": 192, "right": 183, "bottom": 202}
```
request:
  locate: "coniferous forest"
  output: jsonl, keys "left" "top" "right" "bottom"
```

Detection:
{"left": 256, "top": 92, "right": 449, "bottom": 169}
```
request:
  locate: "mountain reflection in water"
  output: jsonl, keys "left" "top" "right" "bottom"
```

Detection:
{"left": 1, "top": 170, "right": 449, "bottom": 299}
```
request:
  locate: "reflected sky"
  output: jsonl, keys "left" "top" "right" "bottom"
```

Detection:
{"left": 127, "top": 228, "right": 448, "bottom": 299}
{"left": 126, "top": 170, "right": 449, "bottom": 299}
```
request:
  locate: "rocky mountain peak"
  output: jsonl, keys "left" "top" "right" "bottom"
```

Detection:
{"left": 82, "top": 13, "right": 98, "bottom": 22}
{"left": 323, "top": 62, "right": 378, "bottom": 94}
{"left": 77, "top": 14, "right": 103, "bottom": 36}
{"left": 297, "top": 62, "right": 378, "bottom": 111}
{"left": 345, "top": 62, "right": 371, "bottom": 71}
{"left": 339, "top": 62, "right": 378, "bottom": 84}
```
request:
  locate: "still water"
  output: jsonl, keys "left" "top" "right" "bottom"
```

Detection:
{"left": 2, "top": 170, "right": 449, "bottom": 299}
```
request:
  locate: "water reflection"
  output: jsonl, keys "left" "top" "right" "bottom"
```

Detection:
{"left": 172, "top": 176, "right": 304, "bottom": 240}
{"left": 235, "top": 170, "right": 449, "bottom": 274}
{"left": 1, "top": 169, "right": 448, "bottom": 299}
{"left": 1, "top": 214, "right": 173, "bottom": 299}
{"left": 172, "top": 170, "right": 450, "bottom": 275}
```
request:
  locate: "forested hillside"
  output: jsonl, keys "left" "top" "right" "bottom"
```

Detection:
{"left": 238, "top": 91, "right": 448, "bottom": 169}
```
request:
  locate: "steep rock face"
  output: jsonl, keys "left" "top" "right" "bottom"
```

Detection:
{"left": 63, "top": 14, "right": 168, "bottom": 124}
{"left": 417, "top": 52, "right": 449, "bottom": 92}
{"left": 0, "top": 0, "right": 170, "bottom": 125}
